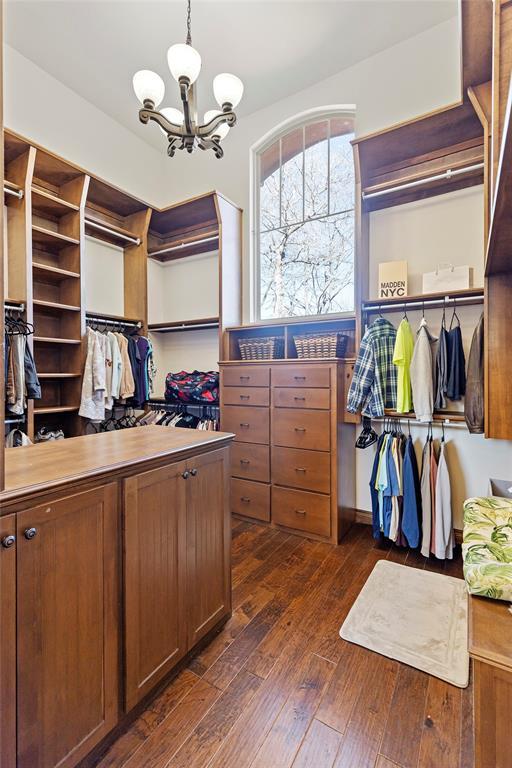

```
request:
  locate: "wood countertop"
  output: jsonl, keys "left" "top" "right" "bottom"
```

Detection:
{"left": 0, "top": 426, "right": 234, "bottom": 506}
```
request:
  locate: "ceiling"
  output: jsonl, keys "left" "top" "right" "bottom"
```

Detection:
{"left": 5, "top": 0, "right": 458, "bottom": 152}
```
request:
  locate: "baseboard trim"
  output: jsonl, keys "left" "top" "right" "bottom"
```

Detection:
{"left": 354, "top": 509, "right": 463, "bottom": 545}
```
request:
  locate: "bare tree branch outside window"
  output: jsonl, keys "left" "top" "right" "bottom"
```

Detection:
{"left": 258, "top": 117, "right": 355, "bottom": 319}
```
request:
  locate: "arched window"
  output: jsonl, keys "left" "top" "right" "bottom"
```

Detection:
{"left": 253, "top": 109, "right": 355, "bottom": 320}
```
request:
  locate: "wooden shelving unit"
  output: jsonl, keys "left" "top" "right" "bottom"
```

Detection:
{"left": 29, "top": 147, "right": 89, "bottom": 439}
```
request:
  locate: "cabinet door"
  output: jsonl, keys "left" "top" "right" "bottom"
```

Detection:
{"left": 123, "top": 462, "right": 188, "bottom": 710}
{"left": 0, "top": 514, "right": 16, "bottom": 768}
{"left": 186, "top": 448, "right": 231, "bottom": 648}
{"left": 16, "top": 485, "right": 119, "bottom": 768}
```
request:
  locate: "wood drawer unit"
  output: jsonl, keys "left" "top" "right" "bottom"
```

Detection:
{"left": 271, "top": 365, "right": 330, "bottom": 388}
{"left": 222, "top": 405, "right": 270, "bottom": 445}
{"left": 272, "top": 486, "right": 331, "bottom": 538}
{"left": 231, "top": 443, "right": 270, "bottom": 483}
{"left": 271, "top": 407, "right": 330, "bottom": 451}
{"left": 222, "top": 386, "right": 270, "bottom": 407}
{"left": 273, "top": 387, "right": 329, "bottom": 410}
{"left": 223, "top": 365, "right": 270, "bottom": 387}
{"left": 231, "top": 478, "right": 271, "bottom": 522}
{"left": 272, "top": 446, "right": 330, "bottom": 494}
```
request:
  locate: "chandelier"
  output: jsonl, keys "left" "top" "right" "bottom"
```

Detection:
{"left": 132, "top": 0, "right": 244, "bottom": 158}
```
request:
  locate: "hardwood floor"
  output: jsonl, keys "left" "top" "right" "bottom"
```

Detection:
{"left": 93, "top": 522, "right": 473, "bottom": 768}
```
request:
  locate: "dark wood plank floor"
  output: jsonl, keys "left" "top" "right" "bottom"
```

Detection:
{"left": 94, "top": 522, "right": 473, "bottom": 768}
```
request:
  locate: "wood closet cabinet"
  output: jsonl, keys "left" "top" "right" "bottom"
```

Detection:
{"left": 15, "top": 484, "right": 119, "bottom": 768}
{"left": 220, "top": 360, "right": 355, "bottom": 544}
{"left": 123, "top": 448, "right": 230, "bottom": 709}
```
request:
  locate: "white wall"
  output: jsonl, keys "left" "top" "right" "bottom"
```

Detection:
{"left": 4, "top": 45, "right": 166, "bottom": 207}
{"left": 369, "top": 187, "right": 485, "bottom": 297}
{"left": 157, "top": 17, "right": 461, "bottom": 318}
{"left": 147, "top": 254, "right": 220, "bottom": 394}
{"left": 83, "top": 237, "right": 125, "bottom": 316}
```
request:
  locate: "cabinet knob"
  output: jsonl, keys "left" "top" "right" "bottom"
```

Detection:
{"left": 24, "top": 528, "right": 37, "bottom": 540}
{"left": 181, "top": 471, "right": 190, "bottom": 480}
{"left": 1, "top": 534, "right": 16, "bottom": 549}
{"left": 190, "top": 468, "right": 198, "bottom": 477}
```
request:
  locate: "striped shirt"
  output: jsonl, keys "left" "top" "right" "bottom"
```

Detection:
{"left": 347, "top": 318, "right": 397, "bottom": 418}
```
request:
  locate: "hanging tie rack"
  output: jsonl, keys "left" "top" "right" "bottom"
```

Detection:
{"left": 84, "top": 219, "right": 141, "bottom": 246}
{"left": 4, "top": 184, "right": 24, "bottom": 200}
{"left": 362, "top": 162, "right": 484, "bottom": 201}
{"left": 86, "top": 313, "right": 142, "bottom": 330}
{"left": 362, "top": 290, "right": 484, "bottom": 317}
{"left": 4, "top": 302, "right": 25, "bottom": 314}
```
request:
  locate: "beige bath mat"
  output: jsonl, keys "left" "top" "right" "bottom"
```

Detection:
{"left": 340, "top": 560, "right": 469, "bottom": 688}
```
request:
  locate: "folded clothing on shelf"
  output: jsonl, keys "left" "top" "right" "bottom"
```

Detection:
{"left": 164, "top": 370, "right": 219, "bottom": 404}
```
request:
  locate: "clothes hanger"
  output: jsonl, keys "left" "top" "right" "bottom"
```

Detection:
{"left": 402, "top": 303, "right": 408, "bottom": 321}
{"left": 449, "top": 298, "right": 460, "bottom": 330}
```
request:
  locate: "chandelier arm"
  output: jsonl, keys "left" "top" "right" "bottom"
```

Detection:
{"left": 197, "top": 111, "right": 237, "bottom": 138}
{"left": 138, "top": 107, "right": 186, "bottom": 138}
{"left": 197, "top": 137, "right": 224, "bottom": 159}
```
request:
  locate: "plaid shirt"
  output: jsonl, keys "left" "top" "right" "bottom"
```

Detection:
{"left": 347, "top": 318, "right": 397, "bottom": 418}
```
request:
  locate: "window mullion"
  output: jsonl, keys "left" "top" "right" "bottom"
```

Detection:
{"left": 302, "top": 125, "right": 305, "bottom": 222}
{"left": 279, "top": 137, "right": 282, "bottom": 228}
{"left": 327, "top": 119, "right": 331, "bottom": 216}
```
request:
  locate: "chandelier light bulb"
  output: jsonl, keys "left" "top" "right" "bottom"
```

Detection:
{"left": 167, "top": 43, "right": 202, "bottom": 84}
{"left": 133, "top": 70, "right": 165, "bottom": 107}
{"left": 204, "top": 110, "right": 230, "bottom": 140}
{"left": 213, "top": 73, "right": 244, "bottom": 108}
{"left": 161, "top": 107, "right": 184, "bottom": 125}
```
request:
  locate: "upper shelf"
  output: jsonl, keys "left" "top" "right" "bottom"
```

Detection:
{"left": 486, "top": 74, "right": 512, "bottom": 275}
{"left": 148, "top": 192, "right": 220, "bottom": 262}
{"left": 353, "top": 101, "right": 485, "bottom": 211}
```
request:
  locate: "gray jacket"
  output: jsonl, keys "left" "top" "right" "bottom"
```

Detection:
{"left": 464, "top": 313, "right": 484, "bottom": 434}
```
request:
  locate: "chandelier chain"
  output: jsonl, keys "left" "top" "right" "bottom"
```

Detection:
{"left": 186, "top": 0, "right": 192, "bottom": 45}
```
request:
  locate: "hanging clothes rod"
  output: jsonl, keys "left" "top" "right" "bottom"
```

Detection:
{"left": 150, "top": 234, "right": 219, "bottom": 258}
{"left": 85, "top": 219, "right": 141, "bottom": 246}
{"left": 4, "top": 302, "right": 25, "bottom": 313}
{"left": 86, "top": 315, "right": 141, "bottom": 329}
{"left": 362, "top": 162, "right": 485, "bottom": 200}
{"left": 5, "top": 417, "right": 26, "bottom": 425}
{"left": 363, "top": 293, "right": 484, "bottom": 314}
{"left": 4, "top": 185, "right": 24, "bottom": 200}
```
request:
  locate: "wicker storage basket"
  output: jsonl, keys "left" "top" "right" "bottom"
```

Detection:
{"left": 238, "top": 336, "right": 284, "bottom": 361}
{"left": 293, "top": 331, "right": 348, "bottom": 359}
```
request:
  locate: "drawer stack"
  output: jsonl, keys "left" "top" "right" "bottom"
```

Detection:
{"left": 221, "top": 361, "right": 356, "bottom": 544}
{"left": 271, "top": 365, "right": 332, "bottom": 539}
{"left": 221, "top": 366, "right": 271, "bottom": 522}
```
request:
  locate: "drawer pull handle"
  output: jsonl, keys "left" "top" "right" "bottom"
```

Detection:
{"left": 241, "top": 497, "right": 251, "bottom": 503}
{"left": 240, "top": 459, "right": 250, "bottom": 465}
{"left": 295, "top": 467, "right": 307, "bottom": 473}
{"left": 240, "top": 376, "right": 250, "bottom": 380}
{"left": 295, "top": 509, "right": 307, "bottom": 516}
{"left": 240, "top": 422, "right": 250, "bottom": 428}
{"left": 239, "top": 394, "right": 250, "bottom": 400}
{"left": 1, "top": 535, "right": 15, "bottom": 549}
{"left": 294, "top": 375, "right": 306, "bottom": 380}
{"left": 294, "top": 396, "right": 306, "bottom": 401}
{"left": 294, "top": 427, "right": 306, "bottom": 432}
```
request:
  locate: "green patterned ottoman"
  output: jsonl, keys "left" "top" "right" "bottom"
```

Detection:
{"left": 463, "top": 497, "right": 512, "bottom": 602}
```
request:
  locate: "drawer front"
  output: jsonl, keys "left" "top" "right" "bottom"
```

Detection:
{"left": 231, "top": 443, "right": 270, "bottom": 483}
{"left": 222, "top": 405, "right": 269, "bottom": 444}
{"left": 272, "top": 408, "right": 330, "bottom": 451}
{"left": 272, "top": 446, "right": 330, "bottom": 494}
{"left": 231, "top": 479, "right": 270, "bottom": 522}
{"left": 271, "top": 366, "right": 330, "bottom": 388}
{"left": 273, "top": 387, "right": 330, "bottom": 410}
{"left": 223, "top": 366, "right": 270, "bottom": 387}
{"left": 223, "top": 386, "right": 270, "bottom": 407}
{"left": 272, "top": 486, "right": 331, "bottom": 538}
